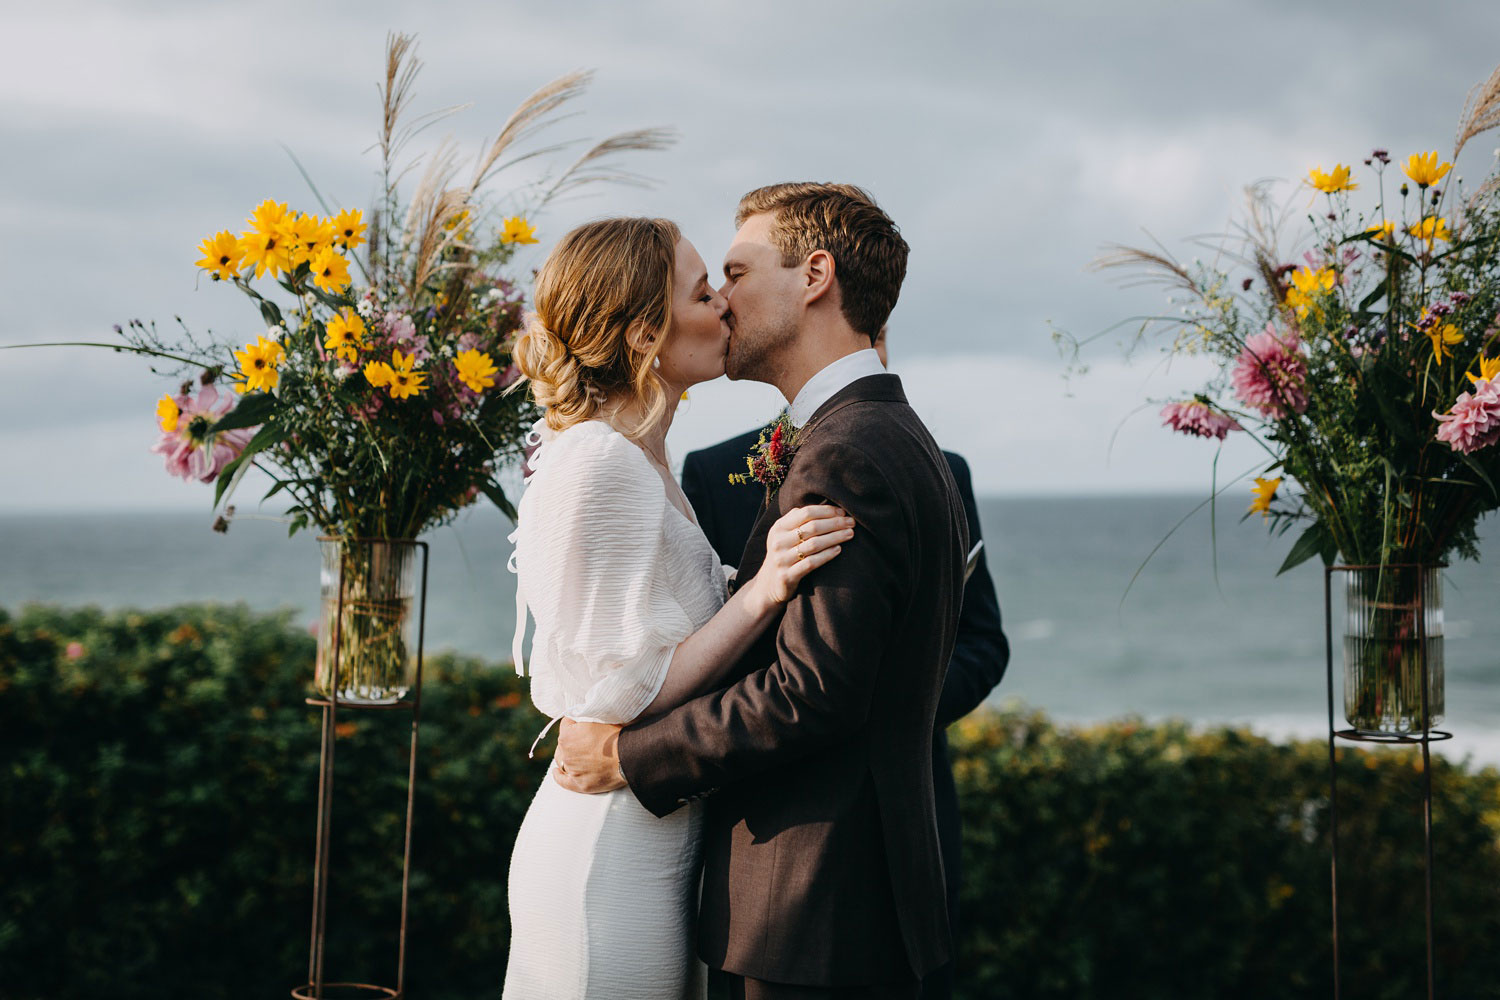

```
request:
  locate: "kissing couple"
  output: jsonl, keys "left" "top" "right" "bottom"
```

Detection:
{"left": 502, "top": 183, "right": 970, "bottom": 999}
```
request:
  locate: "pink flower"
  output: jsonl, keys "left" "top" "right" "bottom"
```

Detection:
{"left": 497, "top": 363, "right": 521, "bottom": 390}
{"left": 65, "top": 642, "right": 85, "bottom": 660}
{"left": 380, "top": 311, "right": 416, "bottom": 342}
{"left": 1435, "top": 378, "right": 1500, "bottom": 454}
{"left": 1232, "top": 324, "right": 1309, "bottom": 417}
{"left": 150, "top": 383, "right": 255, "bottom": 483}
{"left": 1160, "top": 400, "right": 1242, "bottom": 440}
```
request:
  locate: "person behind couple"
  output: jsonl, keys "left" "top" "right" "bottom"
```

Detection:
{"left": 555, "top": 183, "right": 970, "bottom": 999}
{"left": 680, "top": 327, "right": 1011, "bottom": 1000}
{"left": 501, "top": 216, "right": 856, "bottom": 1000}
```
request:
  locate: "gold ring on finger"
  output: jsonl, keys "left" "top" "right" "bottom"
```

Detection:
{"left": 797, "top": 524, "right": 809, "bottom": 542}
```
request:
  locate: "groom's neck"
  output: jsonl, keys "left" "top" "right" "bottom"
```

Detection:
{"left": 775, "top": 324, "right": 874, "bottom": 402}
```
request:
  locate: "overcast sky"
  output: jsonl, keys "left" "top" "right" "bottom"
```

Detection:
{"left": 4, "top": 0, "right": 1500, "bottom": 513}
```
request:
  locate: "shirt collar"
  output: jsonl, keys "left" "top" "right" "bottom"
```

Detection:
{"left": 787, "top": 349, "right": 886, "bottom": 428}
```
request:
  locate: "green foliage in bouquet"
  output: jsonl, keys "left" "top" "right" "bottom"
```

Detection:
{"left": 1077, "top": 62, "right": 1500, "bottom": 573}
{"left": 99, "top": 33, "right": 670, "bottom": 539}
{"left": 5, "top": 605, "right": 1500, "bottom": 999}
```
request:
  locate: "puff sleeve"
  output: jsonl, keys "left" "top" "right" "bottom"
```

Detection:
{"left": 511, "top": 426, "right": 701, "bottom": 726}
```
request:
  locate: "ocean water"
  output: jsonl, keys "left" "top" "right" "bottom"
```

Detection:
{"left": 4, "top": 497, "right": 1498, "bottom": 765}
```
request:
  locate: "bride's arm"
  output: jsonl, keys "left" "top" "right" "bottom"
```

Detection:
{"left": 641, "top": 504, "right": 853, "bottom": 715}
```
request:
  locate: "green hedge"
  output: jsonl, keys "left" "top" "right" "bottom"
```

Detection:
{"left": 2, "top": 604, "right": 1498, "bottom": 999}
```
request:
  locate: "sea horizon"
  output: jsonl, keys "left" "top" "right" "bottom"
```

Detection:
{"left": 5, "top": 500, "right": 1498, "bottom": 767}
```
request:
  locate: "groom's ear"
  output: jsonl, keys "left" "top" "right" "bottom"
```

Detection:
{"left": 803, "top": 249, "right": 837, "bottom": 307}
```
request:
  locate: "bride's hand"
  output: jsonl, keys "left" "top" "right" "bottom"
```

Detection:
{"left": 751, "top": 504, "right": 855, "bottom": 606}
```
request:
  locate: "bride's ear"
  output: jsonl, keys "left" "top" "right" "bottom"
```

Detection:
{"left": 624, "top": 319, "right": 659, "bottom": 356}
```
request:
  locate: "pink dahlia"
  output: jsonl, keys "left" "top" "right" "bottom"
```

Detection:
{"left": 150, "top": 383, "right": 255, "bottom": 483}
{"left": 1232, "top": 324, "right": 1309, "bottom": 417}
{"left": 1160, "top": 400, "right": 1242, "bottom": 440}
{"left": 1435, "top": 378, "right": 1500, "bottom": 454}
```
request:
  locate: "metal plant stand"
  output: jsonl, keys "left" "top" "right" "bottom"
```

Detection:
{"left": 292, "top": 540, "right": 430, "bottom": 1000}
{"left": 1323, "top": 564, "right": 1451, "bottom": 1000}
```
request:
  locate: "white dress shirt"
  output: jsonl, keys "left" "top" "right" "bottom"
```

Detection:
{"left": 786, "top": 348, "right": 886, "bottom": 428}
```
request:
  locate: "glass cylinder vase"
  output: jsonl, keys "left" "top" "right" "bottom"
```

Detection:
{"left": 1343, "top": 565, "right": 1444, "bottom": 735}
{"left": 316, "top": 538, "right": 422, "bottom": 705}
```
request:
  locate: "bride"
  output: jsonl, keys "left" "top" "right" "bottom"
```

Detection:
{"left": 501, "top": 217, "right": 855, "bottom": 999}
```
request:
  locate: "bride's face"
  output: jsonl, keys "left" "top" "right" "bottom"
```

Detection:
{"left": 655, "top": 237, "right": 730, "bottom": 391}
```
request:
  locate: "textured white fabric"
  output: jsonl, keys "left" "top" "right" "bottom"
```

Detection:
{"left": 786, "top": 348, "right": 885, "bottom": 427}
{"left": 502, "top": 417, "right": 725, "bottom": 999}
{"left": 508, "top": 419, "right": 727, "bottom": 725}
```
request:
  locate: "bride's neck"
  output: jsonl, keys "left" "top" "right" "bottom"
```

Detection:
{"left": 603, "top": 390, "right": 681, "bottom": 465}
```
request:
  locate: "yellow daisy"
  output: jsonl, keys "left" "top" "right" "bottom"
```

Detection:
{"left": 499, "top": 216, "right": 539, "bottom": 245}
{"left": 453, "top": 348, "right": 499, "bottom": 392}
{"left": 1308, "top": 164, "right": 1358, "bottom": 193}
{"left": 288, "top": 213, "right": 337, "bottom": 268}
{"left": 1249, "top": 476, "right": 1281, "bottom": 517}
{"left": 1365, "top": 219, "right": 1396, "bottom": 244}
{"left": 1403, "top": 151, "right": 1452, "bottom": 189}
{"left": 232, "top": 336, "right": 286, "bottom": 394}
{"left": 323, "top": 310, "right": 366, "bottom": 363}
{"left": 332, "top": 208, "right": 367, "bottom": 251}
{"left": 363, "top": 359, "right": 395, "bottom": 389}
{"left": 1410, "top": 216, "right": 1451, "bottom": 247}
{"left": 1426, "top": 322, "right": 1463, "bottom": 365}
{"left": 1467, "top": 355, "right": 1500, "bottom": 386}
{"left": 195, "top": 230, "right": 243, "bottom": 280}
{"left": 156, "top": 395, "right": 180, "bottom": 433}
{"left": 310, "top": 246, "right": 351, "bottom": 293}
{"left": 237, "top": 199, "right": 294, "bottom": 280}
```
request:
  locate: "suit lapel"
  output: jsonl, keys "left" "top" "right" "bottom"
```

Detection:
{"left": 731, "top": 374, "right": 906, "bottom": 589}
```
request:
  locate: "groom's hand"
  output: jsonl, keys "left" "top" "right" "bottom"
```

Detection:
{"left": 553, "top": 718, "right": 627, "bottom": 793}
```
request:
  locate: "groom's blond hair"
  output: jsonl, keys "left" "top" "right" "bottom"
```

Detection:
{"left": 736, "top": 183, "right": 908, "bottom": 341}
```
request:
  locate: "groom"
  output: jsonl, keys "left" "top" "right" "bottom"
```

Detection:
{"left": 555, "top": 183, "right": 969, "bottom": 998}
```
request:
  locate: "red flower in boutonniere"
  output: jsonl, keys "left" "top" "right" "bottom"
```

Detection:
{"left": 729, "top": 411, "right": 800, "bottom": 494}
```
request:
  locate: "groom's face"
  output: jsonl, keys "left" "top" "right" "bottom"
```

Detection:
{"left": 720, "top": 212, "right": 801, "bottom": 382}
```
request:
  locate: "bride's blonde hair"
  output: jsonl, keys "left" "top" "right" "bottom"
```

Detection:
{"left": 512, "top": 217, "right": 679, "bottom": 439}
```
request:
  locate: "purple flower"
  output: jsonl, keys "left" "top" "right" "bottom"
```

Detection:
{"left": 1231, "top": 324, "right": 1310, "bottom": 418}
{"left": 1160, "top": 400, "right": 1242, "bottom": 441}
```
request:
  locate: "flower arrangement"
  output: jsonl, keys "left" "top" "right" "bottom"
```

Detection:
{"left": 1086, "top": 62, "right": 1500, "bottom": 575}
{"left": 115, "top": 33, "right": 671, "bottom": 541}
{"left": 21, "top": 34, "right": 672, "bottom": 703}
{"left": 1076, "top": 61, "right": 1500, "bottom": 732}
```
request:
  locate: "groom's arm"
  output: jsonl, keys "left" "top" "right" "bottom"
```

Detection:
{"left": 615, "top": 435, "right": 908, "bottom": 818}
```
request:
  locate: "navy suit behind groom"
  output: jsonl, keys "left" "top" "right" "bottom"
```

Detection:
{"left": 681, "top": 427, "right": 1010, "bottom": 1000}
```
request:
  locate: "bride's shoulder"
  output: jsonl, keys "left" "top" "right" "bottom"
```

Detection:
{"left": 529, "top": 419, "right": 652, "bottom": 490}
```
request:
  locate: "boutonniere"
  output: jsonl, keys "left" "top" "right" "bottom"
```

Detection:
{"left": 729, "top": 411, "right": 800, "bottom": 493}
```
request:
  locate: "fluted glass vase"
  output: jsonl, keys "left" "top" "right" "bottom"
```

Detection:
{"left": 1343, "top": 565, "right": 1444, "bottom": 735}
{"left": 316, "top": 538, "right": 421, "bottom": 705}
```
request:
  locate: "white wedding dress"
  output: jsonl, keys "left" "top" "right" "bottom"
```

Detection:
{"left": 502, "top": 419, "right": 729, "bottom": 1000}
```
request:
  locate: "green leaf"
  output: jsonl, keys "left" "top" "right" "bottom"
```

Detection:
{"left": 258, "top": 299, "right": 283, "bottom": 328}
{"left": 1357, "top": 283, "right": 1387, "bottom": 313}
{"left": 479, "top": 479, "right": 517, "bottom": 522}
{"left": 213, "top": 423, "right": 284, "bottom": 506}
{"left": 1457, "top": 452, "right": 1500, "bottom": 500}
{"left": 1278, "top": 521, "right": 1331, "bottom": 576}
{"left": 208, "top": 392, "right": 277, "bottom": 433}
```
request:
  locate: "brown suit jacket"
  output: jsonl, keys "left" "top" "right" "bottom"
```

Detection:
{"left": 617, "top": 373, "right": 969, "bottom": 987}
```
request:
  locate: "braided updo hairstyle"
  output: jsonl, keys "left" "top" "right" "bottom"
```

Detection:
{"left": 512, "top": 217, "right": 679, "bottom": 439}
